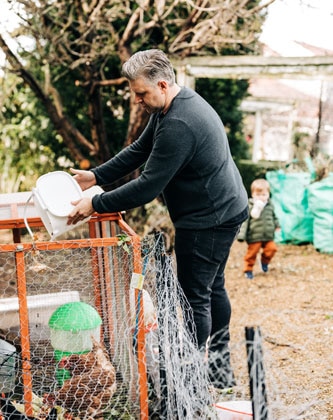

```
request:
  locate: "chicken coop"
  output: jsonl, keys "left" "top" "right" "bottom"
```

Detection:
{"left": 0, "top": 189, "right": 153, "bottom": 419}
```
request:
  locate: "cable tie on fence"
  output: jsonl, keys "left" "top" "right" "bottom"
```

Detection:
{"left": 131, "top": 272, "right": 145, "bottom": 290}
{"left": 130, "top": 249, "right": 149, "bottom": 290}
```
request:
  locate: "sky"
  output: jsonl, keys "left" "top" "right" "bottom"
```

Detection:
{"left": 259, "top": 0, "right": 333, "bottom": 55}
{"left": 0, "top": 0, "right": 19, "bottom": 32}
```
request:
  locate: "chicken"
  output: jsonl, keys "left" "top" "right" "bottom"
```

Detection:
{"left": 45, "top": 338, "right": 116, "bottom": 417}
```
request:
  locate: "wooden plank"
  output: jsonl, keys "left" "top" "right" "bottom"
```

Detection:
{"left": 172, "top": 55, "right": 333, "bottom": 80}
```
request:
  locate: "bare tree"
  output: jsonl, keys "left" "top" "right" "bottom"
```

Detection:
{"left": 0, "top": 0, "right": 274, "bottom": 166}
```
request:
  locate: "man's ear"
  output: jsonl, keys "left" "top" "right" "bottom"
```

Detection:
{"left": 158, "top": 80, "right": 168, "bottom": 91}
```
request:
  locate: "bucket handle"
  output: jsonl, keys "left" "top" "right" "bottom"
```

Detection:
{"left": 23, "top": 193, "right": 35, "bottom": 241}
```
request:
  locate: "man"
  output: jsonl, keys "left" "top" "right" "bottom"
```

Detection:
{"left": 67, "top": 49, "right": 248, "bottom": 389}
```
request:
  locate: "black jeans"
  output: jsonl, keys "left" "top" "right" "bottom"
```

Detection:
{"left": 174, "top": 210, "right": 247, "bottom": 353}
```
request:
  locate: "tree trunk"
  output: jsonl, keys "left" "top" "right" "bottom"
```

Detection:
{"left": 125, "top": 98, "right": 150, "bottom": 148}
{"left": 0, "top": 34, "right": 97, "bottom": 164}
{"left": 118, "top": 43, "right": 150, "bottom": 178}
{"left": 87, "top": 83, "right": 111, "bottom": 164}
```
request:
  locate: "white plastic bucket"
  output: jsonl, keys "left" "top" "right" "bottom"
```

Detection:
{"left": 27, "top": 171, "right": 103, "bottom": 240}
{"left": 214, "top": 400, "right": 253, "bottom": 419}
{"left": 0, "top": 339, "right": 17, "bottom": 394}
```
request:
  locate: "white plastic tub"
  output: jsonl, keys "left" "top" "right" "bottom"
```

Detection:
{"left": 0, "top": 291, "right": 80, "bottom": 340}
{"left": 27, "top": 171, "right": 103, "bottom": 240}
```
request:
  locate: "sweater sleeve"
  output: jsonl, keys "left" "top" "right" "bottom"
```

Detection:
{"left": 91, "top": 119, "right": 154, "bottom": 186}
{"left": 92, "top": 116, "right": 196, "bottom": 214}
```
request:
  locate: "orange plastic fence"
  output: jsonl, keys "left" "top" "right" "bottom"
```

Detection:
{"left": 0, "top": 211, "right": 149, "bottom": 419}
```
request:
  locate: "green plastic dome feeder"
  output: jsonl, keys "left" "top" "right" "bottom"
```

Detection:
{"left": 48, "top": 301, "right": 102, "bottom": 385}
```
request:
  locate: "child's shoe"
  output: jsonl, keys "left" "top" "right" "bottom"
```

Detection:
{"left": 245, "top": 271, "right": 253, "bottom": 279}
{"left": 261, "top": 263, "right": 269, "bottom": 273}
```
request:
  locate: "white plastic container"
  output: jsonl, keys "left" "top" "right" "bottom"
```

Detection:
{"left": 0, "top": 339, "right": 17, "bottom": 394}
{"left": 214, "top": 400, "right": 253, "bottom": 419}
{"left": 29, "top": 171, "right": 103, "bottom": 240}
{"left": 0, "top": 291, "right": 80, "bottom": 340}
{"left": 250, "top": 199, "right": 266, "bottom": 219}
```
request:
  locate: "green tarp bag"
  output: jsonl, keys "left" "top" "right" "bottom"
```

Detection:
{"left": 266, "top": 169, "right": 314, "bottom": 244}
{"left": 307, "top": 173, "right": 333, "bottom": 254}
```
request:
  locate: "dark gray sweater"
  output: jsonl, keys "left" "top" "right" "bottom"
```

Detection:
{"left": 91, "top": 87, "right": 248, "bottom": 229}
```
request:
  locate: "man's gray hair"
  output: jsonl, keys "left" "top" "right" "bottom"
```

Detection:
{"left": 122, "top": 49, "right": 175, "bottom": 85}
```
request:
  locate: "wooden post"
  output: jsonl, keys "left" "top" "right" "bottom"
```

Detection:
{"left": 252, "top": 110, "right": 263, "bottom": 162}
{"left": 15, "top": 245, "right": 33, "bottom": 417}
{"left": 175, "top": 65, "right": 196, "bottom": 89}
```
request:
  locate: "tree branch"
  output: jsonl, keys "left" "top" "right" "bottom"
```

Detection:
{"left": 0, "top": 33, "right": 96, "bottom": 160}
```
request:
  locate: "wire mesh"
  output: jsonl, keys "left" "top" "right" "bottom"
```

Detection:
{"left": 0, "top": 232, "right": 143, "bottom": 419}
{"left": 0, "top": 223, "right": 214, "bottom": 420}
{"left": 2, "top": 221, "right": 330, "bottom": 419}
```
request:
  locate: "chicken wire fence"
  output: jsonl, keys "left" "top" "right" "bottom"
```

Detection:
{"left": 1, "top": 226, "right": 328, "bottom": 420}
{"left": 0, "top": 227, "right": 216, "bottom": 420}
{"left": 0, "top": 234, "right": 141, "bottom": 419}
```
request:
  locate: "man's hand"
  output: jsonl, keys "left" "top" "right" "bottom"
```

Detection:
{"left": 70, "top": 168, "right": 96, "bottom": 191}
{"left": 67, "top": 197, "right": 95, "bottom": 225}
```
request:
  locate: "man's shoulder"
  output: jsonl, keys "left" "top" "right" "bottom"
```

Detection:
{"left": 176, "top": 86, "right": 196, "bottom": 100}
{"left": 175, "top": 87, "right": 214, "bottom": 115}
{"left": 179, "top": 86, "right": 194, "bottom": 94}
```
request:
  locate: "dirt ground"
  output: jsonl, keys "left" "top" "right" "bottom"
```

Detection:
{"left": 225, "top": 240, "right": 333, "bottom": 419}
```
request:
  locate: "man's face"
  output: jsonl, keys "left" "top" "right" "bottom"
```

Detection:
{"left": 129, "top": 77, "right": 167, "bottom": 114}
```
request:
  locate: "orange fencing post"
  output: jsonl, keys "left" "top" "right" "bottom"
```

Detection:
{"left": 100, "top": 221, "right": 116, "bottom": 358}
{"left": 0, "top": 209, "right": 149, "bottom": 419}
{"left": 15, "top": 245, "right": 34, "bottom": 417}
{"left": 131, "top": 235, "right": 149, "bottom": 420}
{"left": 88, "top": 221, "right": 104, "bottom": 340}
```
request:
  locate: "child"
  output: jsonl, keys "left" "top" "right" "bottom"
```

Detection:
{"left": 238, "top": 178, "right": 279, "bottom": 279}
